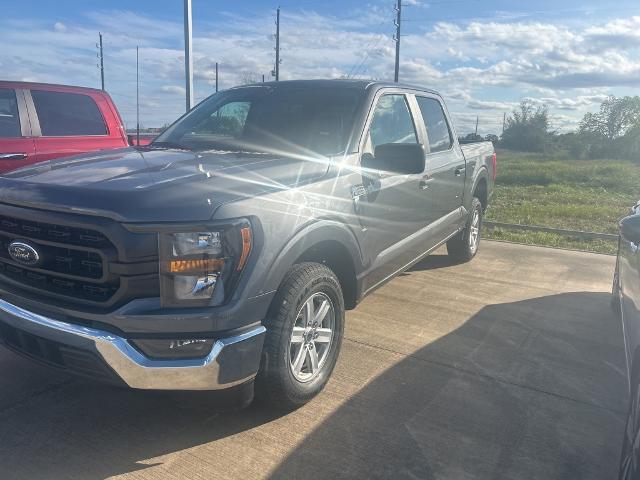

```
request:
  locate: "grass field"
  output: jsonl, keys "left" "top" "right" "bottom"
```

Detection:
{"left": 484, "top": 150, "right": 640, "bottom": 254}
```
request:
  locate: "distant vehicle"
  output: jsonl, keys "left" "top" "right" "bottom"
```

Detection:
{"left": 613, "top": 201, "right": 640, "bottom": 479}
{"left": 0, "top": 80, "right": 495, "bottom": 409}
{"left": 0, "top": 81, "right": 153, "bottom": 173}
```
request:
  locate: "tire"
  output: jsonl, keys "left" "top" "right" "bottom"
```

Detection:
{"left": 255, "top": 262, "right": 345, "bottom": 410}
{"left": 612, "top": 256, "right": 622, "bottom": 316}
{"left": 447, "top": 196, "right": 482, "bottom": 263}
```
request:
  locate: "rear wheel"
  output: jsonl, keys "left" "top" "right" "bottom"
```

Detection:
{"left": 447, "top": 196, "right": 482, "bottom": 263}
{"left": 256, "top": 262, "right": 344, "bottom": 410}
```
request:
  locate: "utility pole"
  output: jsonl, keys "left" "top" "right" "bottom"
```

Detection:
{"left": 183, "top": 0, "right": 193, "bottom": 111}
{"left": 98, "top": 32, "right": 105, "bottom": 90}
{"left": 274, "top": 7, "right": 280, "bottom": 81}
{"left": 136, "top": 46, "right": 140, "bottom": 146}
{"left": 394, "top": 0, "right": 401, "bottom": 82}
{"left": 262, "top": 74, "right": 265, "bottom": 83}
{"left": 475, "top": 115, "right": 479, "bottom": 137}
{"left": 502, "top": 112, "right": 506, "bottom": 135}
{"left": 215, "top": 62, "right": 219, "bottom": 92}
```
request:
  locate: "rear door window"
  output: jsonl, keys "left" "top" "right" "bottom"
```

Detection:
{"left": 415, "top": 96, "right": 452, "bottom": 153}
{"left": 0, "top": 89, "right": 21, "bottom": 138}
{"left": 31, "top": 90, "right": 108, "bottom": 136}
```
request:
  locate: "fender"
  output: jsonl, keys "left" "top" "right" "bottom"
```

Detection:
{"left": 260, "top": 219, "right": 364, "bottom": 296}
{"left": 466, "top": 165, "right": 489, "bottom": 211}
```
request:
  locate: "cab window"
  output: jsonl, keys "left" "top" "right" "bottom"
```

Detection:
{"left": 31, "top": 90, "right": 108, "bottom": 136}
{"left": 366, "top": 94, "right": 418, "bottom": 152}
{"left": 415, "top": 96, "right": 453, "bottom": 153}
{"left": 0, "top": 89, "right": 21, "bottom": 138}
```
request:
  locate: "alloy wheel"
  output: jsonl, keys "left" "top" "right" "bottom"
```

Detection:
{"left": 289, "top": 292, "right": 335, "bottom": 383}
{"left": 469, "top": 207, "right": 481, "bottom": 254}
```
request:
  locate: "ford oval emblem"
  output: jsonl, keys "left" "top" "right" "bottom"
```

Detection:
{"left": 8, "top": 241, "right": 41, "bottom": 266}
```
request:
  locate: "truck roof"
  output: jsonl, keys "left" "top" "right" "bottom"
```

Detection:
{"left": 230, "top": 79, "right": 441, "bottom": 96}
{"left": 0, "top": 80, "right": 105, "bottom": 94}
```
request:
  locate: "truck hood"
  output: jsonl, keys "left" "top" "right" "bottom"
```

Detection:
{"left": 0, "top": 147, "right": 330, "bottom": 222}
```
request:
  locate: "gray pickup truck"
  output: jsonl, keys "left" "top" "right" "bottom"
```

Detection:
{"left": 0, "top": 80, "right": 495, "bottom": 408}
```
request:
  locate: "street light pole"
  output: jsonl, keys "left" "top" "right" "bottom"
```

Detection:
{"left": 184, "top": 0, "right": 193, "bottom": 111}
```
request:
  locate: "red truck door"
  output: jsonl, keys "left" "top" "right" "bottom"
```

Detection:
{"left": 27, "top": 89, "right": 126, "bottom": 162}
{"left": 0, "top": 88, "right": 36, "bottom": 172}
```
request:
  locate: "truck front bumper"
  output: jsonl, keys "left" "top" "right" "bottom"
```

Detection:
{"left": 0, "top": 299, "right": 265, "bottom": 390}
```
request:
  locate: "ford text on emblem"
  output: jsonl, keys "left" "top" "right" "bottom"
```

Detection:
{"left": 8, "top": 241, "right": 41, "bottom": 266}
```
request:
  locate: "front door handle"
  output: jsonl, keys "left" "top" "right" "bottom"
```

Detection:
{"left": 419, "top": 176, "right": 434, "bottom": 190}
{"left": 0, "top": 153, "right": 27, "bottom": 160}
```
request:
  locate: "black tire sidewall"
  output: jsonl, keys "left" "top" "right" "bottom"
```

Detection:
{"left": 447, "top": 196, "right": 483, "bottom": 262}
{"left": 281, "top": 277, "right": 344, "bottom": 398}
{"left": 259, "top": 263, "right": 345, "bottom": 408}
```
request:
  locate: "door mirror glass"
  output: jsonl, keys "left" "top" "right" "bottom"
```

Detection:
{"left": 363, "top": 143, "right": 425, "bottom": 174}
{"left": 620, "top": 215, "right": 640, "bottom": 244}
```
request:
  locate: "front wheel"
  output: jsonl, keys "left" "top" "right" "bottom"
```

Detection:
{"left": 447, "top": 196, "right": 482, "bottom": 263}
{"left": 256, "top": 262, "right": 344, "bottom": 410}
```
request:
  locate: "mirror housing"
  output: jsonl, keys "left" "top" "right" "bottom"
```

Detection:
{"left": 363, "top": 143, "right": 425, "bottom": 175}
{"left": 620, "top": 214, "right": 640, "bottom": 244}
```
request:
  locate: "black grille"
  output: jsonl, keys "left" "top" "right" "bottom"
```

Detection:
{"left": 0, "top": 214, "right": 119, "bottom": 304}
{"left": 0, "top": 321, "right": 123, "bottom": 384}
{"left": 0, "top": 214, "right": 110, "bottom": 247}
{"left": 0, "top": 234, "right": 104, "bottom": 279}
{"left": 0, "top": 262, "right": 117, "bottom": 302}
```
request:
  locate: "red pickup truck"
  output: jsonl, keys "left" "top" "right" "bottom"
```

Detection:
{"left": 0, "top": 81, "right": 151, "bottom": 173}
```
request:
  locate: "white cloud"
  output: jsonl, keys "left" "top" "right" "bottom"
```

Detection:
{"left": 467, "top": 100, "right": 517, "bottom": 111}
{"left": 1, "top": 9, "right": 637, "bottom": 132}
{"left": 160, "top": 85, "right": 186, "bottom": 95}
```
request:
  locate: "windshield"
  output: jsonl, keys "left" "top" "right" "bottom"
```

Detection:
{"left": 154, "top": 86, "right": 363, "bottom": 156}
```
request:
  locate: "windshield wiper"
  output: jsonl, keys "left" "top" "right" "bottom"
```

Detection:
{"left": 147, "top": 141, "right": 191, "bottom": 151}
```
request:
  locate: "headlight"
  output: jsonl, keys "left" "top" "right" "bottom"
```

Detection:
{"left": 159, "top": 220, "right": 252, "bottom": 307}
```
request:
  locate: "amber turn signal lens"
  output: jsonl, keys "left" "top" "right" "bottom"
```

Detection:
{"left": 236, "top": 226, "right": 252, "bottom": 271}
{"left": 169, "top": 258, "right": 225, "bottom": 274}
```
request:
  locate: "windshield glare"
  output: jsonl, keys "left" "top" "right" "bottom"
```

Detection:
{"left": 154, "top": 86, "right": 363, "bottom": 156}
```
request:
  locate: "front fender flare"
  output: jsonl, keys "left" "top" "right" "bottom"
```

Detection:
{"left": 260, "top": 220, "right": 363, "bottom": 297}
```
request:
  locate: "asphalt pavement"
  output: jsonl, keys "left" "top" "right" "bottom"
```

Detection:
{"left": 0, "top": 241, "right": 626, "bottom": 480}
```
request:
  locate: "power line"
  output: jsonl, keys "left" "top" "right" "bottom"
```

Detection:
{"left": 346, "top": 7, "right": 395, "bottom": 79}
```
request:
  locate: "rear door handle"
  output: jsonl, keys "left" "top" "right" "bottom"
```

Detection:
{"left": 419, "top": 176, "right": 434, "bottom": 190}
{"left": 0, "top": 153, "right": 27, "bottom": 160}
{"left": 454, "top": 166, "right": 464, "bottom": 176}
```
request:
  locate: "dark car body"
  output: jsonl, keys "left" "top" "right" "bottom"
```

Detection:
{"left": 0, "top": 81, "right": 137, "bottom": 173}
{"left": 0, "top": 80, "right": 494, "bottom": 394}
{"left": 614, "top": 201, "right": 640, "bottom": 479}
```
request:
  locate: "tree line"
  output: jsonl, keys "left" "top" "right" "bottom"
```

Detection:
{"left": 494, "top": 96, "right": 640, "bottom": 160}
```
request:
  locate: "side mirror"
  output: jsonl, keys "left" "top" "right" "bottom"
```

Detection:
{"left": 363, "top": 143, "right": 425, "bottom": 175}
{"left": 620, "top": 214, "right": 640, "bottom": 244}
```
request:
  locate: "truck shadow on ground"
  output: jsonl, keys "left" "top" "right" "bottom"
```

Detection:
{"left": 272, "top": 291, "right": 628, "bottom": 480}
{"left": 0, "top": 291, "right": 628, "bottom": 480}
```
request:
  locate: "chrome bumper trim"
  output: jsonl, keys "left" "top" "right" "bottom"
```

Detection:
{"left": 0, "top": 298, "right": 265, "bottom": 390}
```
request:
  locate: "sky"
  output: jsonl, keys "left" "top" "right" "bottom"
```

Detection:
{"left": 2, "top": 0, "right": 639, "bottom": 135}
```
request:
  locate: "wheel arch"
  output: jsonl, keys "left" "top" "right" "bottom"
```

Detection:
{"left": 262, "top": 220, "right": 363, "bottom": 310}
{"left": 472, "top": 168, "right": 489, "bottom": 211}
